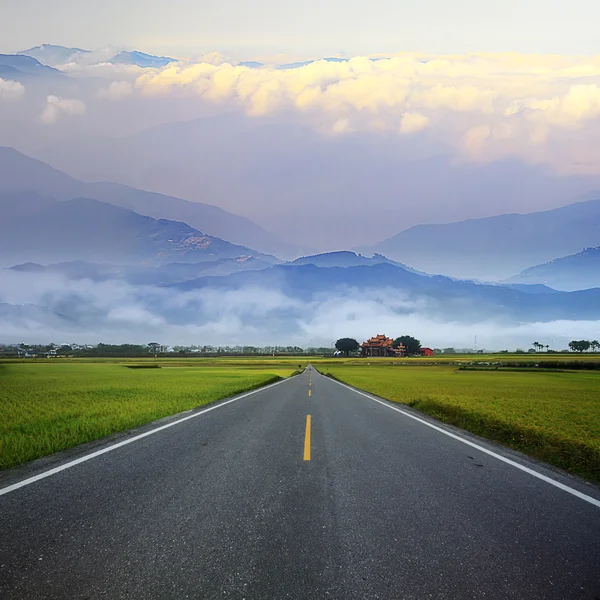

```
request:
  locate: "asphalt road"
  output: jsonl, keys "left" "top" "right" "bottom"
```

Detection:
{"left": 1, "top": 366, "right": 599, "bottom": 599}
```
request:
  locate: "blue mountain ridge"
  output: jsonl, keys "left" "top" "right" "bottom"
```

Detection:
{"left": 169, "top": 262, "right": 600, "bottom": 323}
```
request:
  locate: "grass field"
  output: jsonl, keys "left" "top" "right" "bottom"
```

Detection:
{"left": 3, "top": 352, "right": 600, "bottom": 367}
{"left": 322, "top": 364, "right": 600, "bottom": 483}
{"left": 0, "top": 362, "right": 295, "bottom": 470}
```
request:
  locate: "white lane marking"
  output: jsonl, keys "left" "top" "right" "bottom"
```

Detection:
{"left": 325, "top": 376, "right": 600, "bottom": 509}
{"left": 0, "top": 377, "right": 291, "bottom": 497}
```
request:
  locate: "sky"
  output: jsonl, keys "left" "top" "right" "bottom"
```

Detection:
{"left": 2, "top": 0, "right": 600, "bottom": 248}
{"left": 2, "top": 1, "right": 600, "bottom": 345}
{"left": 2, "top": 0, "right": 600, "bottom": 58}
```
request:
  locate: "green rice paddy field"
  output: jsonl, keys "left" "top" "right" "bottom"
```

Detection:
{"left": 0, "top": 362, "right": 295, "bottom": 470}
{"left": 2, "top": 356, "right": 600, "bottom": 483}
{"left": 323, "top": 364, "right": 600, "bottom": 482}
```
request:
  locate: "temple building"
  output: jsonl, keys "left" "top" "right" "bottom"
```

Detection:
{"left": 361, "top": 334, "right": 405, "bottom": 357}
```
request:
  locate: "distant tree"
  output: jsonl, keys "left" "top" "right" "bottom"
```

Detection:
{"left": 394, "top": 335, "right": 421, "bottom": 356}
{"left": 569, "top": 340, "right": 591, "bottom": 353}
{"left": 148, "top": 342, "right": 161, "bottom": 354}
{"left": 591, "top": 340, "right": 600, "bottom": 353}
{"left": 443, "top": 347, "right": 456, "bottom": 354}
{"left": 335, "top": 338, "right": 360, "bottom": 356}
{"left": 532, "top": 341, "right": 542, "bottom": 352}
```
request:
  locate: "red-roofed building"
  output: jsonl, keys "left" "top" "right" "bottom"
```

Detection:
{"left": 419, "top": 347, "right": 434, "bottom": 356}
{"left": 361, "top": 334, "right": 405, "bottom": 357}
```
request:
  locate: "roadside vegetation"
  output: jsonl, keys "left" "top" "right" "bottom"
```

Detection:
{"left": 322, "top": 364, "right": 600, "bottom": 483}
{"left": 0, "top": 362, "right": 295, "bottom": 469}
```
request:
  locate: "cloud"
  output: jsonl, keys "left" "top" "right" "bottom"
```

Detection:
{"left": 39, "top": 95, "right": 86, "bottom": 124}
{"left": 0, "top": 78, "right": 25, "bottom": 102}
{"left": 63, "top": 62, "right": 146, "bottom": 81}
{"left": 97, "top": 81, "right": 134, "bottom": 100}
{"left": 400, "top": 112, "right": 429, "bottom": 134}
{"left": 126, "top": 52, "right": 600, "bottom": 170}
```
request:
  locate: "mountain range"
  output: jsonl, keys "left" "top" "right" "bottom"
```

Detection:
{"left": 167, "top": 262, "right": 600, "bottom": 323}
{"left": 17, "top": 44, "right": 90, "bottom": 66}
{"left": 0, "top": 193, "right": 277, "bottom": 266}
{"left": 0, "top": 54, "right": 64, "bottom": 80}
{"left": 4, "top": 146, "right": 600, "bottom": 290}
{"left": 6, "top": 252, "right": 414, "bottom": 286}
{"left": 5, "top": 258, "right": 599, "bottom": 344}
{"left": 16, "top": 45, "right": 175, "bottom": 69}
{"left": 14, "top": 46, "right": 347, "bottom": 70}
{"left": 508, "top": 247, "right": 600, "bottom": 291}
{"left": 357, "top": 199, "right": 600, "bottom": 280}
{"left": 0, "top": 147, "right": 303, "bottom": 259}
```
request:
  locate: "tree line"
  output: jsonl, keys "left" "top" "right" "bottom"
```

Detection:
{"left": 567, "top": 340, "right": 600, "bottom": 353}
{"left": 5, "top": 342, "right": 328, "bottom": 358}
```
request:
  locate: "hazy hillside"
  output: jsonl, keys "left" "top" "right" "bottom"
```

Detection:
{"left": 0, "top": 195, "right": 277, "bottom": 266}
{"left": 357, "top": 199, "right": 600, "bottom": 280}
{"left": 0, "top": 147, "right": 302, "bottom": 258}
{"left": 508, "top": 247, "right": 600, "bottom": 291}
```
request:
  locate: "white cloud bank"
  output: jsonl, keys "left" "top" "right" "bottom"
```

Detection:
{"left": 0, "top": 78, "right": 25, "bottom": 101}
{"left": 39, "top": 95, "right": 86, "bottom": 124}
{"left": 123, "top": 52, "right": 600, "bottom": 171}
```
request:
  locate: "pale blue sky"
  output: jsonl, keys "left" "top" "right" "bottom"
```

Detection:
{"left": 1, "top": 0, "right": 598, "bottom": 58}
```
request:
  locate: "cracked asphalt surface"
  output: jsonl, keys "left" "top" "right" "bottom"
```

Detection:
{"left": 1, "top": 366, "right": 599, "bottom": 599}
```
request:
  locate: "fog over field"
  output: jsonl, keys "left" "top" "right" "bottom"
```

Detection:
{"left": 2, "top": 269, "right": 599, "bottom": 349}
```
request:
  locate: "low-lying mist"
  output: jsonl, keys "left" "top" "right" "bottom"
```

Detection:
{"left": 2, "top": 270, "right": 598, "bottom": 350}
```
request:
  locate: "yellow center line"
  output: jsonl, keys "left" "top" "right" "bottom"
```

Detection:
{"left": 308, "top": 389, "right": 312, "bottom": 396}
{"left": 304, "top": 415, "right": 311, "bottom": 461}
